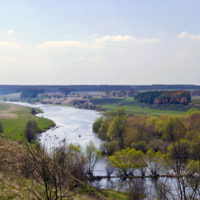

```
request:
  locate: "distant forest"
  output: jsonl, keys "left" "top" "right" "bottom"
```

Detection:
{"left": 1, "top": 84, "right": 200, "bottom": 95}
{"left": 20, "top": 90, "right": 44, "bottom": 99}
{"left": 134, "top": 90, "right": 191, "bottom": 104}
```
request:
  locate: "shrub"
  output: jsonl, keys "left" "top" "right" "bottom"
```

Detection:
{"left": 131, "top": 141, "right": 146, "bottom": 151}
{"left": 92, "top": 116, "right": 104, "bottom": 133}
{"left": 25, "top": 128, "right": 35, "bottom": 142}
{"left": 26, "top": 120, "right": 41, "bottom": 133}
{"left": 0, "top": 122, "right": 3, "bottom": 133}
{"left": 100, "top": 142, "right": 120, "bottom": 156}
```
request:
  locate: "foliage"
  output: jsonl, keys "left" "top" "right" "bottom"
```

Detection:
{"left": 146, "top": 149, "right": 165, "bottom": 176}
{"left": 85, "top": 140, "right": 100, "bottom": 175}
{"left": 186, "top": 160, "right": 200, "bottom": 174}
{"left": 135, "top": 90, "right": 191, "bottom": 104}
{"left": 20, "top": 90, "right": 44, "bottom": 99}
{"left": 109, "top": 147, "right": 146, "bottom": 176}
{"left": 107, "top": 116, "right": 127, "bottom": 146}
{"left": 161, "top": 116, "right": 187, "bottom": 142}
{"left": 100, "top": 141, "right": 120, "bottom": 156}
{"left": 57, "top": 88, "right": 71, "bottom": 97}
{"left": 92, "top": 116, "right": 104, "bottom": 133}
{"left": 25, "top": 120, "right": 41, "bottom": 142}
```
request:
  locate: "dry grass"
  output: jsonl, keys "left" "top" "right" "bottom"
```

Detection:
{"left": 0, "top": 103, "right": 21, "bottom": 119}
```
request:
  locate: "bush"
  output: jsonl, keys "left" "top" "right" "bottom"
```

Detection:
{"left": 92, "top": 116, "right": 104, "bottom": 133}
{"left": 0, "top": 122, "right": 3, "bottom": 133}
{"left": 25, "top": 128, "right": 35, "bottom": 142}
{"left": 131, "top": 141, "right": 146, "bottom": 151}
{"left": 26, "top": 120, "right": 41, "bottom": 133}
{"left": 25, "top": 120, "right": 41, "bottom": 143}
{"left": 100, "top": 142, "right": 120, "bottom": 156}
{"left": 146, "top": 139, "right": 168, "bottom": 152}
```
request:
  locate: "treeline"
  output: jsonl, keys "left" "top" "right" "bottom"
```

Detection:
{"left": 191, "top": 90, "right": 200, "bottom": 96}
{"left": 93, "top": 107, "right": 200, "bottom": 157}
{"left": 134, "top": 90, "right": 191, "bottom": 104}
{"left": 20, "top": 90, "right": 44, "bottom": 99}
{"left": 1, "top": 84, "right": 200, "bottom": 95}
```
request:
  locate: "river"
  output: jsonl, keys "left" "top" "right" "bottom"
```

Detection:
{"left": 6, "top": 102, "right": 172, "bottom": 199}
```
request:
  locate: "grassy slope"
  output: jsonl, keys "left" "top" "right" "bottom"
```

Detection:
{"left": 0, "top": 102, "right": 55, "bottom": 141}
{"left": 90, "top": 97, "right": 191, "bottom": 116}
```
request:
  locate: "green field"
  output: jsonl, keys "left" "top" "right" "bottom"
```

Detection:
{"left": 89, "top": 97, "right": 196, "bottom": 116}
{"left": 0, "top": 102, "right": 55, "bottom": 141}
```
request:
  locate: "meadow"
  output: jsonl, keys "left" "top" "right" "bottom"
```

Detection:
{"left": 90, "top": 97, "right": 199, "bottom": 116}
{"left": 0, "top": 102, "right": 55, "bottom": 141}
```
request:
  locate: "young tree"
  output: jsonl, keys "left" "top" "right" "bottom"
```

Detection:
{"left": 85, "top": 140, "right": 100, "bottom": 176}
{"left": 20, "top": 142, "right": 83, "bottom": 200}
{"left": 109, "top": 147, "right": 146, "bottom": 176}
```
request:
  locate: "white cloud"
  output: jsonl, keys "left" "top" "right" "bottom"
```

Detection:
{"left": 38, "top": 35, "right": 160, "bottom": 50}
{"left": 88, "top": 57, "right": 101, "bottom": 61}
{"left": 94, "top": 35, "right": 161, "bottom": 44}
{"left": 38, "top": 40, "right": 98, "bottom": 49}
{"left": 67, "top": 34, "right": 72, "bottom": 37}
{"left": 77, "top": 57, "right": 86, "bottom": 61}
{"left": 6, "top": 30, "right": 14, "bottom": 34}
{"left": 93, "top": 33, "right": 98, "bottom": 36}
{"left": 0, "top": 41, "right": 20, "bottom": 48}
{"left": 178, "top": 31, "right": 200, "bottom": 41}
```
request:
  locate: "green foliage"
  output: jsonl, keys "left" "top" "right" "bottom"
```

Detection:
{"left": 85, "top": 140, "right": 100, "bottom": 174}
{"left": 92, "top": 116, "right": 104, "bottom": 133}
{"left": 116, "top": 107, "right": 127, "bottom": 117}
{"left": 167, "top": 139, "right": 191, "bottom": 160}
{"left": 109, "top": 147, "right": 145, "bottom": 175}
{"left": 100, "top": 142, "right": 120, "bottom": 156}
{"left": 160, "top": 116, "right": 187, "bottom": 142}
{"left": 98, "top": 118, "right": 110, "bottom": 140}
{"left": 107, "top": 115, "right": 127, "bottom": 146}
{"left": 186, "top": 108, "right": 200, "bottom": 116}
{"left": 20, "top": 90, "right": 44, "bottom": 99}
{"left": 186, "top": 160, "right": 200, "bottom": 174}
{"left": 146, "top": 149, "right": 165, "bottom": 176}
{"left": 131, "top": 141, "right": 146, "bottom": 151}
{"left": 135, "top": 90, "right": 191, "bottom": 104}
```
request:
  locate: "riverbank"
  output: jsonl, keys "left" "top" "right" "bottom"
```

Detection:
{"left": 0, "top": 102, "right": 55, "bottom": 141}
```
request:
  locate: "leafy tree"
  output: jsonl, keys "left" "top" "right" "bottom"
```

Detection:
{"left": 92, "top": 116, "right": 104, "bottom": 133}
{"left": 85, "top": 140, "right": 100, "bottom": 175}
{"left": 161, "top": 116, "right": 187, "bottom": 142}
{"left": 116, "top": 107, "right": 127, "bottom": 117}
{"left": 98, "top": 118, "right": 110, "bottom": 140}
{"left": 109, "top": 147, "right": 145, "bottom": 176}
{"left": 107, "top": 115, "right": 127, "bottom": 146}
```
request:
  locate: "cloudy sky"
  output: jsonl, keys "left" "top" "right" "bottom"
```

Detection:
{"left": 0, "top": 0, "right": 200, "bottom": 85}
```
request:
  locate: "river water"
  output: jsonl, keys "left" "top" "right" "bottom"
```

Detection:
{"left": 6, "top": 102, "right": 167, "bottom": 199}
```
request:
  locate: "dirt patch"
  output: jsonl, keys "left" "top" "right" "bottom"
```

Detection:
{"left": 0, "top": 103, "right": 20, "bottom": 119}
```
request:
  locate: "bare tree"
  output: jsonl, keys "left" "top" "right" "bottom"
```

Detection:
{"left": 19, "top": 142, "right": 83, "bottom": 200}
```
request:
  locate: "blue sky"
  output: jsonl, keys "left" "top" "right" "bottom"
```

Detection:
{"left": 0, "top": 0, "right": 200, "bottom": 85}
